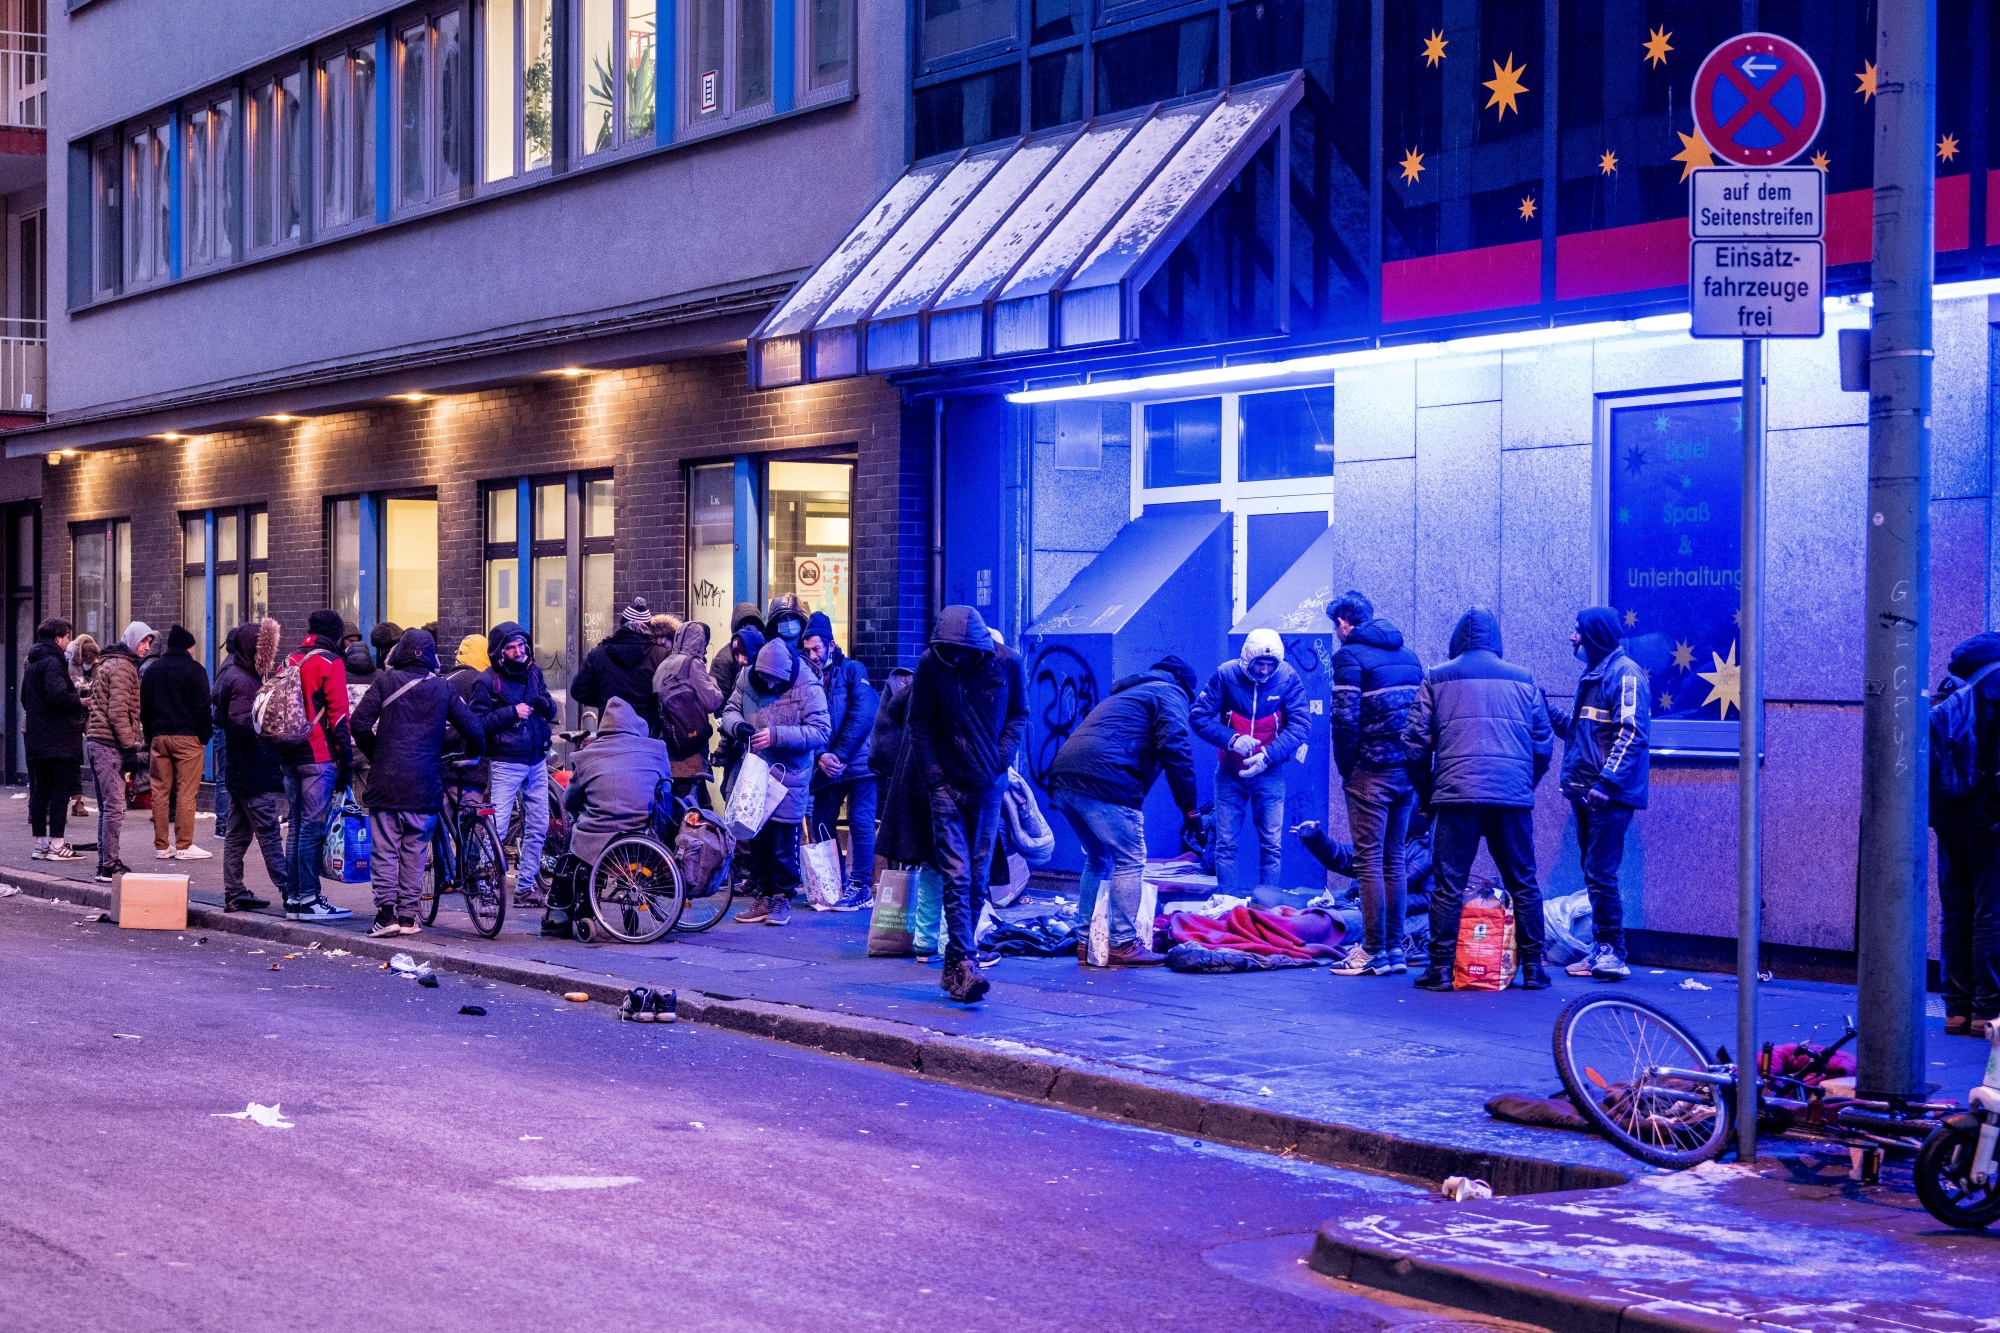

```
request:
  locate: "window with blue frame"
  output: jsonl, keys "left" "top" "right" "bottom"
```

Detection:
{"left": 1143, "top": 398, "right": 1222, "bottom": 488}
{"left": 318, "top": 38, "right": 380, "bottom": 231}
{"left": 578, "top": 0, "right": 657, "bottom": 156}
{"left": 1093, "top": 14, "right": 1217, "bottom": 115}
{"left": 923, "top": 0, "right": 1017, "bottom": 64}
{"left": 182, "top": 93, "right": 236, "bottom": 275}
{"left": 913, "top": 64, "right": 1021, "bottom": 158}
{"left": 1239, "top": 387, "right": 1334, "bottom": 481}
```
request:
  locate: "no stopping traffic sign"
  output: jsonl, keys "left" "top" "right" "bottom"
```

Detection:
{"left": 1691, "top": 33, "right": 1825, "bottom": 167}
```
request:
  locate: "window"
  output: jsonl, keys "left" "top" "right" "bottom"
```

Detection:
{"left": 684, "top": 0, "right": 776, "bottom": 131}
{"left": 319, "top": 40, "right": 379, "bottom": 230}
{"left": 912, "top": 66, "right": 1021, "bottom": 157}
{"left": 182, "top": 94, "right": 237, "bottom": 274}
{"left": 686, "top": 462, "right": 736, "bottom": 659}
{"left": 121, "top": 118, "right": 171, "bottom": 288}
{"left": 181, "top": 513, "right": 209, "bottom": 667}
{"left": 70, "top": 518, "right": 130, "bottom": 648}
{"left": 1143, "top": 398, "right": 1222, "bottom": 488}
{"left": 1239, "top": 388, "right": 1335, "bottom": 482}
{"left": 483, "top": 483, "right": 521, "bottom": 629}
{"left": 483, "top": 471, "right": 613, "bottom": 706}
{"left": 384, "top": 496, "right": 439, "bottom": 629}
{"left": 766, "top": 460, "right": 851, "bottom": 648}
{"left": 17, "top": 208, "right": 45, "bottom": 331}
{"left": 91, "top": 136, "right": 120, "bottom": 296}
{"left": 581, "top": 474, "right": 616, "bottom": 652}
{"left": 398, "top": 9, "right": 469, "bottom": 209}
{"left": 922, "top": 0, "right": 1016, "bottom": 63}
{"left": 328, "top": 492, "right": 438, "bottom": 635}
{"left": 1094, "top": 15, "right": 1217, "bottom": 115}
{"left": 484, "top": 0, "right": 555, "bottom": 181}
{"left": 328, "top": 497, "right": 362, "bottom": 629}
{"left": 1030, "top": 49, "right": 1082, "bottom": 130}
{"left": 247, "top": 67, "right": 305, "bottom": 252}
{"left": 1599, "top": 391, "right": 1742, "bottom": 754}
{"left": 806, "top": 0, "right": 850, "bottom": 91}
{"left": 184, "top": 505, "right": 271, "bottom": 662}
{"left": 581, "top": 0, "right": 657, "bottom": 155}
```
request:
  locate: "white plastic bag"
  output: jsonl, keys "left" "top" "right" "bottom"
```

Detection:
{"left": 802, "top": 823, "right": 845, "bottom": 910}
{"left": 723, "top": 751, "right": 788, "bottom": 840}
{"left": 1084, "top": 877, "right": 1158, "bottom": 966}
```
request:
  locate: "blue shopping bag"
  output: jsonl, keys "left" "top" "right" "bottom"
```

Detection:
{"left": 320, "top": 792, "right": 372, "bottom": 884}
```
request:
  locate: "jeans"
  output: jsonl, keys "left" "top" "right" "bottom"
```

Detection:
{"left": 1213, "top": 766, "right": 1286, "bottom": 892}
{"left": 1571, "top": 799, "right": 1635, "bottom": 953}
{"left": 929, "top": 782, "right": 1006, "bottom": 968}
{"left": 283, "top": 761, "right": 338, "bottom": 905}
{"left": 810, "top": 776, "right": 879, "bottom": 891}
{"left": 1345, "top": 766, "right": 1416, "bottom": 956}
{"left": 739, "top": 817, "right": 802, "bottom": 898}
{"left": 224, "top": 789, "right": 290, "bottom": 903}
{"left": 85, "top": 740, "right": 127, "bottom": 866}
{"left": 1052, "top": 789, "right": 1147, "bottom": 948}
{"left": 1429, "top": 804, "right": 1545, "bottom": 970}
{"left": 489, "top": 759, "right": 551, "bottom": 893}
{"left": 1938, "top": 825, "right": 2000, "bottom": 1019}
{"left": 27, "top": 758, "right": 78, "bottom": 838}
{"left": 212, "top": 744, "right": 231, "bottom": 839}
{"left": 150, "top": 734, "right": 205, "bottom": 851}
{"left": 369, "top": 809, "right": 438, "bottom": 914}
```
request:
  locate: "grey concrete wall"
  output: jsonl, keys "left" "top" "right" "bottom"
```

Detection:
{"left": 46, "top": 0, "right": 907, "bottom": 415}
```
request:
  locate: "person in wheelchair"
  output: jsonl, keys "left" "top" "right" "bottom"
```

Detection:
{"left": 561, "top": 696, "right": 675, "bottom": 871}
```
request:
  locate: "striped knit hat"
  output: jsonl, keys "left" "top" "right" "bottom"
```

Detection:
{"left": 621, "top": 597, "right": 651, "bottom": 630}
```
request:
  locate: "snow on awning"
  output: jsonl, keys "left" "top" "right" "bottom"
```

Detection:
{"left": 749, "top": 73, "right": 1303, "bottom": 388}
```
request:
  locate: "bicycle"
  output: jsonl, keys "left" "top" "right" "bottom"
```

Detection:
{"left": 418, "top": 760, "right": 508, "bottom": 939}
{"left": 1552, "top": 994, "right": 1955, "bottom": 1171}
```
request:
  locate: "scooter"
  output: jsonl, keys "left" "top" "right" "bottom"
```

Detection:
{"left": 1915, "top": 1023, "right": 2000, "bottom": 1229}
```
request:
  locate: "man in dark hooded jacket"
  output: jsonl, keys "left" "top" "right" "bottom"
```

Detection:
{"left": 483, "top": 621, "right": 558, "bottom": 906}
{"left": 905, "top": 606, "right": 1027, "bottom": 1003}
{"left": 211, "top": 619, "right": 287, "bottom": 911}
{"left": 711, "top": 603, "right": 765, "bottom": 702}
{"left": 1401, "top": 607, "right": 1553, "bottom": 991}
{"left": 1547, "top": 606, "right": 1651, "bottom": 981}
{"left": 1328, "top": 590, "right": 1425, "bottom": 978}
{"left": 351, "top": 629, "right": 485, "bottom": 938}
{"left": 654, "top": 620, "right": 725, "bottom": 804}
{"left": 1045, "top": 657, "right": 1200, "bottom": 967}
{"left": 763, "top": 593, "right": 809, "bottom": 659}
{"left": 573, "top": 597, "right": 661, "bottom": 735}
{"left": 801, "top": 611, "right": 880, "bottom": 910}
{"left": 1933, "top": 631, "right": 2000, "bottom": 1037}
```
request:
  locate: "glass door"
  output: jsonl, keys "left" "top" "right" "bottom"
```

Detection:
{"left": 764, "top": 459, "right": 852, "bottom": 649}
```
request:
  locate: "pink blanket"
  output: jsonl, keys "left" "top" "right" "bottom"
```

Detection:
{"left": 1158, "top": 906, "right": 1347, "bottom": 961}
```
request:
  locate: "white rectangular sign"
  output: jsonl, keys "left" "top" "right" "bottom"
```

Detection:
{"left": 1689, "top": 240, "right": 1824, "bottom": 339}
{"left": 1689, "top": 167, "right": 1824, "bottom": 239}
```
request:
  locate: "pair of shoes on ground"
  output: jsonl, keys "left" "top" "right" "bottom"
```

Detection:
{"left": 1948, "top": 1014, "right": 1997, "bottom": 1038}
{"left": 93, "top": 858, "right": 134, "bottom": 883}
{"left": 153, "top": 845, "right": 213, "bottom": 861}
{"left": 1410, "top": 961, "right": 1551, "bottom": 991}
{"left": 1331, "top": 946, "right": 1408, "bottom": 977}
{"left": 1077, "top": 940, "right": 1167, "bottom": 968}
{"left": 223, "top": 892, "right": 271, "bottom": 912}
{"left": 285, "top": 897, "right": 353, "bottom": 921}
{"left": 732, "top": 894, "right": 794, "bottom": 926}
{"left": 828, "top": 885, "right": 872, "bottom": 913}
{"left": 1565, "top": 944, "right": 1631, "bottom": 981}
{"left": 32, "top": 840, "right": 79, "bottom": 861}
{"left": 942, "top": 958, "right": 991, "bottom": 1003}
{"left": 366, "top": 906, "right": 422, "bottom": 938}
{"left": 618, "top": 987, "right": 678, "bottom": 1022}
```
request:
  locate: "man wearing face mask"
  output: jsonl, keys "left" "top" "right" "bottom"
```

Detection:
{"left": 1545, "top": 606, "right": 1650, "bottom": 981}
{"left": 764, "top": 593, "right": 810, "bottom": 658}
{"left": 720, "top": 636, "right": 831, "bottom": 927}
{"left": 1190, "top": 630, "right": 1310, "bottom": 894}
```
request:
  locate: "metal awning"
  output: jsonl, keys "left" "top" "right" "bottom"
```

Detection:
{"left": 749, "top": 73, "right": 1304, "bottom": 388}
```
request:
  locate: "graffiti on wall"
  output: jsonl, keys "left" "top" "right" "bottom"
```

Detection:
{"left": 1023, "top": 643, "right": 1100, "bottom": 788}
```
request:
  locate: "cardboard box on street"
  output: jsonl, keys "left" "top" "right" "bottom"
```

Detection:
{"left": 111, "top": 873, "right": 188, "bottom": 930}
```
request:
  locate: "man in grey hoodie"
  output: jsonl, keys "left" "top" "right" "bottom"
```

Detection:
{"left": 719, "top": 638, "right": 830, "bottom": 926}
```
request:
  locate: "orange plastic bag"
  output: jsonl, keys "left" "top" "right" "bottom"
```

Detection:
{"left": 1453, "top": 883, "right": 1517, "bottom": 991}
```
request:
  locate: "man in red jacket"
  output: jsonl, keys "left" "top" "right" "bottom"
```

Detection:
{"left": 279, "top": 609, "right": 355, "bottom": 921}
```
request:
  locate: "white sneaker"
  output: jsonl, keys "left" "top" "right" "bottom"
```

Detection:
{"left": 46, "top": 841, "right": 79, "bottom": 861}
{"left": 155, "top": 848, "right": 176, "bottom": 860}
{"left": 1566, "top": 957, "right": 1595, "bottom": 977}
{"left": 174, "top": 845, "right": 214, "bottom": 861}
{"left": 1330, "top": 946, "right": 1376, "bottom": 977}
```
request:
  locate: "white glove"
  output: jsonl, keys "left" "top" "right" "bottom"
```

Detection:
{"left": 1229, "top": 734, "right": 1258, "bottom": 757}
{"left": 1240, "top": 749, "right": 1271, "bottom": 777}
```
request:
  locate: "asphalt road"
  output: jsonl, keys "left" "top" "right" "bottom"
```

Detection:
{"left": 0, "top": 893, "right": 1525, "bottom": 1333}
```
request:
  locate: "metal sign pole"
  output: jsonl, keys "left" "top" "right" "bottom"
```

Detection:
{"left": 1737, "top": 336, "right": 1765, "bottom": 1163}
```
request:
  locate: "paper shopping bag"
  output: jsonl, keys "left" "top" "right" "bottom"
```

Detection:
{"left": 802, "top": 823, "right": 845, "bottom": 910}
{"left": 867, "top": 865, "right": 916, "bottom": 957}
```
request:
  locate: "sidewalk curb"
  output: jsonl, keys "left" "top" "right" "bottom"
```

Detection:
{"left": 1308, "top": 1228, "right": 1750, "bottom": 1333}
{"left": 4, "top": 866, "right": 1629, "bottom": 1197}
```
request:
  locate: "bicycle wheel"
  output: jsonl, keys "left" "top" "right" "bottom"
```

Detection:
{"left": 421, "top": 826, "right": 448, "bottom": 927}
{"left": 1915, "top": 1122, "right": 2000, "bottom": 1229}
{"left": 673, "top": 854, "right": 734, "bottom": 934}
{"left": 588, "top": 835, "right": 686, "bottom": 944}
{"left": 1553, "top": 994, "right": 1734, "bottom": 1169}
{"left": 460, "top": 815, "right": 508, "bottom": 939}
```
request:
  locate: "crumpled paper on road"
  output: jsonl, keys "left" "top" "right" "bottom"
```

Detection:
{"left": 213, "top": 1102, "right": 294, "bottom": 1129}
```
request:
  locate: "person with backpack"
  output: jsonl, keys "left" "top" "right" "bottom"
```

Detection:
{"left": 653, "top": 620, "right": 724, "bottom": 805}
{"left": 1190, "top": 630, "right": 1311, "bottom": 894}
{"left": 140, "top": 625, "right": 215, "bottom": 861}
{"left": 1546, "top": 606, "right": 1652, "bottom": 982}
{"left": 23, "top": 618, "right": 86, "bottom": 861}
{"left": 444, "top": 634, "right": 496, "bottom": 769}
{"left": 711, "top": 603, "right": 765, "bottom": 702}
{"left": 211, "top": 619, "right": 288, "bottom": 911}
{"left": 273, "top": 609, "right": 356, "bottom": 921}
{"left": 83, "top": 621, "right": 153, "bottom": 882}
{"left": 1327, "top": 592, "right": 1425, "bottom": 978}
{"left": 1045, "top": 656, "right": 1202, "bottom": 967}
{"left": 720, "top": 638, "right": 831, "bottom": 927}
{"left": 350, "top": 628, "right": 486, "bottom": 938}
{"left": 483, "top": 621, "right": 558, "bottom": 908}
{"left": 1401, "top": 607, "right": 1554, "bottom": 992}
{"left": 1932, "top": 631, "right": 2000, "bottom": 1037}
{"left": 574, "top": 597, "right": 663, "bottom": 735}
{"left": 800, "top": 612, "right": 880, "bottom": 911}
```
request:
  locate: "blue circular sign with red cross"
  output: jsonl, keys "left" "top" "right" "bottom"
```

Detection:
{"left": 1691, "top": 33, "right": 1826, "bottom": 166}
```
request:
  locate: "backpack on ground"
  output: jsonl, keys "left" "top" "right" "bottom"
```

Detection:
{"left": 1930, "top": 660, "right": 2000, "bottom": 818}
{"left": 253, "top": 651, "right": 327, "bottom": 746}
{"left": 659, "top": 664, "right": 713, "bottom": 760}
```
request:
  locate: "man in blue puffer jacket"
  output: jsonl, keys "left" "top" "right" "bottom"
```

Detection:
{"left": 1191, "top": 630, "right": 1310, "bottom": 893}
{"left": 1327, "top": 591, "right": 1425, "bottom": 977}
{"left": 801, "top": 611, "right": 880, "bottom": 911}
{"left": 483, "top": 621, "right": 559, "bottom": 907}
{"left": 1401, "top": 607, "right": 1553, "bottom": 991}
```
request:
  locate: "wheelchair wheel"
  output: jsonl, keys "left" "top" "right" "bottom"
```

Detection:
{"left": 673, "top": 858, "right": 734, "bottom": 933}
{"left": 588, "top": 834, "right": 686, "bottom": 944}
{"left": 462, "top": 816, "right": 508, "bottom": 939}
{"left": 573, "top": 915, "right": 596, "bottom": 943}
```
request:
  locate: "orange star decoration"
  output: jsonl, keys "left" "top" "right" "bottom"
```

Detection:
{"left": 1672, "top": 129, "right": 1715, "bottom": 182}
{"left": 1421, "top": 30, "right": 1447, "bottom": 67}
{"left": 1642, "top": 26, "right": 1673, "bottom": 67}
{"left": 1598, "top": 149, "right": 1619, "bottom": 175}
{"left": 1518, "top": 194, "right": 1537, "bottom": 221}
{"left": 1939, "top": 133, "right": 1960, "bottom": 162}
{"left": 1399, "top": 146, "right": 1425, "bottom": 184}
{"left": 1484, "top": 53, "right": 1529, "bottom": 120}
{"left": 1809, "top": 150, "right": 1831, "bottom": 172}
{"left": 1856, "top": 61, "right": 1878, "bottom": 100}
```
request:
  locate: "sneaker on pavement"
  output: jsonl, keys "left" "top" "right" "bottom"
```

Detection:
{"left": 174, "top": 844, "right": 214, "bottom": 861}
{"left": 397, "top": 917, "right": 420, "bottom": 936}
{"left": 649, "top": 989, "right": 677, "bottom": 1023}
{"left": 1519, "top": 961, "right": 1551, "bottom": 990}
{"left": 287, "top": 896, "right": 355, "bottom": 922}
{"left": 1330, "top": 946, "right": 1377, "bottom": 977}
{"left": 1587, "top": 944, "right": 1630, "bottom": 981}
{"left": 1105, "top": 941, "right": 1166, "bottom": 967}
{"left": 620, "top": 987, "right": 653, "bottom": 1022}
{"left": 1412, "top": 966, "right": 1454, "bottom": 992}
{"left": 224, "top": 893, "right": 270, "bottom": 912}
{"left": 733, "top": 895, "right": 771, "bottom": 925}
{"left": 944, "top": 958, "right": 991, "bottom": 1003}
{"left": 46, "top": 841, "right": 79, "bottom": 861}
{"left": 1565, "top": 956, "right": 1596, "bottom": 977}
{"left": 1380, "top": 950, "right": 1409, "bottom": 975}
{"left": 765, "top": 895, "right": 793, "bottom": 926}
{"left": 366, "top": 907, "right": 401, "bottom": 938}
{"left": 977, "top": 949, "right": 1003, "bottom": 967}
{"left": 154, "top": 848, "right": 176, "bottom": 860}
{"left": 829, "top": 885, "right": 872, "bottom": 912}
{"left": 95, "top": 864, "right": 117, "bottom": 883}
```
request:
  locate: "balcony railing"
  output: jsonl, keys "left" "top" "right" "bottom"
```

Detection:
{"left": 0, "top": 30, "right": 44, "bottom": 130}
{"left": 0, "top": 320, "right": 45, "bottom": 412}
